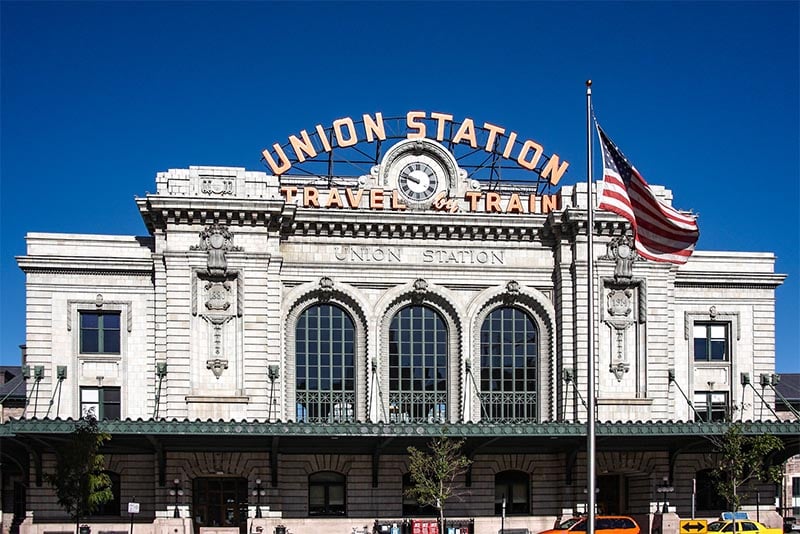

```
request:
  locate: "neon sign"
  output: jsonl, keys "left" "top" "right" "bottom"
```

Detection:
{"left": 261, "top": 111, "right": 569, "bottom": 186}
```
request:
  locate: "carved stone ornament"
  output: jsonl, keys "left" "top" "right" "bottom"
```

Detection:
{"left": 200, "top": 178, "right": 234, "bottom": 196}
{"left": 604, "top": 233, "right": 637, "bottom": 282}
{"left": 318, "top": 277, "right": 335, "bottom": 302}
{"left": 609, "top": 361, "right": 630, "bottom": 382}
{"left": 607, "top": 290, "right": 632, "bottom": 318}
{"left": 204, "top": 281, "right": 231, "bottom": 311}
{"left": 95, "top": 294, "right": 104, "bottom": 308}
{"left": 191, "top": 224, "right": 242, "bottom": 278}
{"left": 503, "top": 280, "right": 521, "bottom": 304}
{"left": 206, "top": 358, "right": 229, "bottom": 379}
{"left": 412, "top": 278, "right": 428, "bottom": 302}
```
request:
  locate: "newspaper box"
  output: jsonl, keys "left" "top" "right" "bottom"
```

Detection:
{"left": 412, "top": 520, "right": 439, "bottom": 534}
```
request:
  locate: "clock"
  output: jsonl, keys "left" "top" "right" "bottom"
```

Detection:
{"left": 394, "top": 154, "right": 446, "bottom": 204}
{"left": 617, "top": 243, "right": 632, "bottom": 259}
{"left": 398, "top": 161, "right": 439, "bottom": 202}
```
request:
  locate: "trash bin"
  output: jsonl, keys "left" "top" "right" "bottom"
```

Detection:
{"left": 79, "top": 526, "right": 90, "bottom": 534}
{"left": 274, "top": 526, "right": 286, "bottom": 534}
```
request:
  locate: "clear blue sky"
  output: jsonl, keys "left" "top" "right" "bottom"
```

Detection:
{"left": 1, "top": 1, "right": 798, "bottom": 372}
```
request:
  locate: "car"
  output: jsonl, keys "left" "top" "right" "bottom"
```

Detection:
{"left": 538, "top": 516, "right": 640, "bottom": 534}
{"left": 707, "top": 520, "right": 783, "bottom": 534}
{"left": 785, "top": 517, "right": 800, "bottom": 533}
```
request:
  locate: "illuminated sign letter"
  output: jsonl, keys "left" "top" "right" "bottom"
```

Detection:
{"left": 370, "top": 189, "right": 385, "bottom": 209}
{"left": 452, "top": 118, "right": 478, "bottom": 148}
{"left": 506, "top": 193, "right": 523, "bottom": 214}
{"left": 262, "top": 143, "right": 292, "bottom": 175}
{"left": 406, "top": 111, "right": 426, "bottom": 139}
{"left": 315, "top": 124, "right": 332, "bottom": 152}
{"left": 485, "top": 192, "right": 502, "bottom": 213}
{"left": 430, "top": 112, "right": 454, "bottom": 141}
{"left": 516, "top": 140, "right": 543, "bottom": 171}
{"left": 502, "top": 132, "right": 518, "bottom": 159}
{"left": 363, "top": 112, "right": 386, "bottom": 143}
{"left": 345, "top": 188, "right": 364, "bottom": 208}
{"left": 303, "top": 187, "right": 320, "bottom": 207}
{"left": 483, "top": 122, "right": 505, "bottom": 152}
{"left": 280, "top": 186, "right": 298, "bottom": 204}
{"left": 541, "top": 194, "right": 559, "bottom": 213}
{"left": 326, "top": 188, "right": 344, "bottom": 208}
{"left": 541, "top": 154, "right": 569, "bottom": 186}
{"left": 465, "top": 191, "right": 482, "bottom": 212}
{"left": 333, "top": 117, "right": 358, "bottom": 148}
{"left": 288, "top": 129, "right": 317, "bottom": 163}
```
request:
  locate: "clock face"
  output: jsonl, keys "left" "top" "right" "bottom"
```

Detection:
{"left": 398, "top": 161, "right": 439, "bottom": 202}
{"left": 618, "top": 244, "right": 632, "bottom": 258}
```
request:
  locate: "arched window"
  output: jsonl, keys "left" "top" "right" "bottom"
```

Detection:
{"left": 309, "top": 471, "right": 346, "bottom": 516}
{"left": 295, "top": 304, "right": 356, "bottom": 423}
{"left": 90, "top": 471, "right": 121, "bottom": 516}
{"left": 494, "top": 470, "right": 530, "bottom": 515}
{"left": 389, "top": 305, "right": 448, "bottom": 423}
{"left": 402, "top": 472, "right": 437, "bottom": 517}
{"left": 696, "top": 468, "right": 726, "bottom": 512}
{"left": 480, "top": 307, "right": 538, "bottom": 422}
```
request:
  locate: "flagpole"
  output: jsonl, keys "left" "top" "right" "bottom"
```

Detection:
{"left": 585, "top": 79, "right": 597, "bottom": 534}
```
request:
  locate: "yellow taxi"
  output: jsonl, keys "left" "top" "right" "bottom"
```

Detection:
{"left": 707, "top": 520, "right": 782, "bottom": 534}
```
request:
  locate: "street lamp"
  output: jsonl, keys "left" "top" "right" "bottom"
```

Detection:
{"left": 657, "top": 476, "right": 675, "bottom": 513}
{"left": 501, "top": 495, "right": 506, "bottom": 534}
{"left": 252, "top": 479, "right": 265, "bottom": 518}
{"left": 169, "top": 478, "right": 184, "bottom": 518}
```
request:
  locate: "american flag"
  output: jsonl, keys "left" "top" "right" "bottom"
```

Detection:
{"left": 597, "top": 125, "right": 699, "bottom": 264}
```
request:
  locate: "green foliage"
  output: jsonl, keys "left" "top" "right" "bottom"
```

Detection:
{"left": 711, "top": 423, "right": 783, "bottom": 511}
{"left": 44, "top": 415, "right": 113, "bottom": 526}
{"left": 405, "top": 434, "right": 471, "bottom": 526}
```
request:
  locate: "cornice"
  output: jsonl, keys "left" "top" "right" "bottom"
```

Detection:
{"left": 675, "top": 272, "right": 786, "bottom": 289}
{"left": 17, "top": 256, "right": 154, "bottom": 275}
{"left": 3, "top": 418, "right": 798, "bottom": 438}
{"left": 285, "top": 208, "right": 552, "bottom": 242}
{"left": 137, "top": 196, "right": 286, "bottom": 233}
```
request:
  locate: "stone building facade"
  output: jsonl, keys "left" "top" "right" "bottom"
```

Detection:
{"left": 1, "top": 136, "right": 797, "bottom": 534}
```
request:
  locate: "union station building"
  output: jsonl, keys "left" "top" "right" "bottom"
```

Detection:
{"left": 1, "top": 113, "right": 797, "bottom": 534}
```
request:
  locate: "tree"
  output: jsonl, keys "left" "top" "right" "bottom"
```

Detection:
{"left": 709, "top": 423, "right": 783, "bottom": 512}
{"left": 44, "top": 414, "right": 113, "bottom": 533}
{"left": 405, "top": 434, "right": 472, "bottom": 529}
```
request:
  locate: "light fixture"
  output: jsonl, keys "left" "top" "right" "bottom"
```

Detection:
{"left": 168, "top": 478, "right": 184, "bottom": 518}
{"left": 251, "top": 478, "right": 265, "bottom": 518}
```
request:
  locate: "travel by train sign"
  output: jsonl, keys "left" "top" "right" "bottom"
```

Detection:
{"left": 260, "top": 111, "right": 570, "bottom": 187}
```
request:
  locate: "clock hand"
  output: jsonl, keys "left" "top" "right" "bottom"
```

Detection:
{"left": 406, "top": 174, "right": 421, "bottom": 185}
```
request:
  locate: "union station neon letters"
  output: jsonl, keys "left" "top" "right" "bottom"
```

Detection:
{"left": 262, "top": 111, "right": 570, "bottom": 186}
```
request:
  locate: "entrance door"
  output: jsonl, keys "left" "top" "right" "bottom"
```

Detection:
{"left": 597, "top": 474, "right": 626, "bottom": 514}
{"left": 192, "top": 477, "right": 249, "bottom": 534}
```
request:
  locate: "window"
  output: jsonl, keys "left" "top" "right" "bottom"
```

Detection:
{"left": 295, "top": 304, "right": 356, "bottom": 423}
{"left": 80, "top": 312, "right": 120, "bottom": 354}
{"left": 696, "top": 468, "right": 726, "bottom": 511}
{"left": 480, "top": 307, "right": 538, "bottom": 422}
{"left": 309, "top": 471, "right": 345, "bottom": 516}
{"left": 693, "top": 391, "right": 729, "bottom": 422}
{"left": 693, "top": 323, "right": 728, "bottom": 361}
{"left": 90, "top": 471, "right": 120, "bottom": 516}
{"left": 494, "top": 470, "right": 530, "bottom": 515}
{"left": 80, "top": 387, "right": 121, "bottom": 420}
{"left": 389, "top": 306, "right": 448, "bottom": 423}
{"left": 402, "top": 472, "right": 436, "bottom": 516}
